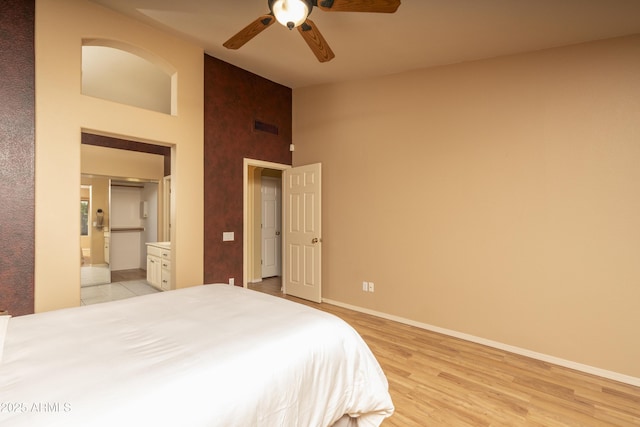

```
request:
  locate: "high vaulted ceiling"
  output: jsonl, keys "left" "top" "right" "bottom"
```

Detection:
{"left": 90, "top": 0, "right": 640, "bottom": 88}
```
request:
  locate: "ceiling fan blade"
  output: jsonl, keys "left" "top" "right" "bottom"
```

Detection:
{"left": 223, "top": 15, "right": 275, "bottom": 50}
{"left": 316, "top": 0, "right": 400, "bottom": 13}
{"left": 298, "top": 19, "right": 335, "bottom": 63}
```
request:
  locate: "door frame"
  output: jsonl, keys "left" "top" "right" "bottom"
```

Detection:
{"left": 243, "top": 158, "right": 291, "bottom": 288}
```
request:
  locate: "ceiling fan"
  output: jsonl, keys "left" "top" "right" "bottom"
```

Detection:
{"left": 223, "top": 0, "right": 401, "bottom": 63}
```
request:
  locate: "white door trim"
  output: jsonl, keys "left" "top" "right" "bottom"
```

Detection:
{"left": 162, "top": 175, "right": 171, "bottom": 242}
{"left": 243, "top": 158, "right": 291, "bottom": 288}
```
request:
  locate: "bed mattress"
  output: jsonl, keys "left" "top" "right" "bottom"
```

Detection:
{"left": 0, "top": 284, "right": 393, "bottom": 426}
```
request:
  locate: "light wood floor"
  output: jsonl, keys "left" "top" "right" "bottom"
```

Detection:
{"left": 250, "top": 278, "right": 640, "bottom": 426}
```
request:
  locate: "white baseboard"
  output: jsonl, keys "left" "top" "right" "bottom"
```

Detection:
{"left": 322, "top": 298, "right": 640, "bottom": 388}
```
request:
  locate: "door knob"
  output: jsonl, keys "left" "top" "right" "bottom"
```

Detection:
{"left": 276, "top": 231, "right": 281, "bottom": 236}
{"left": 311, "top": 238, "right": 320, "bottom": 244}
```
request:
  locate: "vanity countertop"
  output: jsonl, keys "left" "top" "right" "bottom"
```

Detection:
{"left": 146, "top": 241, "right": 171, "bottom": 249}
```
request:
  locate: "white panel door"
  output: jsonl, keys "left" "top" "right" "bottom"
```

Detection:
{"left": 261, "top": 177, "right": 281, "bottom": 278}
{"left": 283, "top": 163, "right": 321, "bottom": 303}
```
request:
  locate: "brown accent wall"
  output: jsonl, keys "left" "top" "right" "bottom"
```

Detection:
{"left": 0, "top": 0, "right": 35, "bottom": 316}
{"left": 204, "top": 55, "right": 292, "bottom": 285}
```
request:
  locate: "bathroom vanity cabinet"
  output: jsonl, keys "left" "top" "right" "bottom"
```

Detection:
{"left": 146, "top": 242, "right": 171, "bottom": 291}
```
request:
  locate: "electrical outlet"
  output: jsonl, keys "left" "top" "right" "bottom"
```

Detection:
{"left": 362, "top": 281, "right": 368, "bottom": 292}
{"left": 368, "top": 282, "right": 375, "bottom": 292}
{"left": 229, "top": 278, "right": 235, "bottom": 286}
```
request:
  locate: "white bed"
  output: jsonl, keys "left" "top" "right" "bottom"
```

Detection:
{"left": 0, "top": 284, "right": 393, "bottom": 426}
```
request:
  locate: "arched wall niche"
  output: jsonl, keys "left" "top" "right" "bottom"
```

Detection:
{"left": 82, "top": 39, "right": 177, "bottom": 115}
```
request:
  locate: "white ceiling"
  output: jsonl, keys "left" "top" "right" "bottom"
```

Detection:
{"left": 90, "top": 0, "right": 640, "bottom": 89}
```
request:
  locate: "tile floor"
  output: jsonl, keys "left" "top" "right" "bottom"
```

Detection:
{"left": 81, "top": 276, "right": 282, "bottom": 306}
{"left": 80, "top": 280, "right": 160, "bottom": 306}
{"left": 80, "top": 265, "right": 111, "bottom": 287}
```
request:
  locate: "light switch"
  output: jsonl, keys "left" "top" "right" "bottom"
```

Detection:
{"left": 223, "top": 232, "right": 234, "bottom": 241}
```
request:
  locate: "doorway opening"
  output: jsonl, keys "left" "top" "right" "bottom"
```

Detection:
{"left": 243, "top": 159, "right": 290, "bottom": 288}
{"left": 260, "top": 173, "right": 282, "bottom": 279}
{"left": 244, "top": 160, "right": 323, "bottom": 302}
{"left": 79, "top": 176, "right": 162, "bottom": 286}
{"left": 80, "top": 180, "right": 111, "bottom": 287}
{"left": 80, "top": 132, "right": 173, "bottom": 305}
{"left": 109, "top": 179, "right": 159, "bottom": 282}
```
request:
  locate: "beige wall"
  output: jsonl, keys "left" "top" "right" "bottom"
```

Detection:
{"left": 35, "top": 0, "right": 204, "bottom": 311}
{"left": 81, "top": 145, "right": 165, "bottom": 181}
{"left": 293, "top": 35, "right": 640, "bottom": 379}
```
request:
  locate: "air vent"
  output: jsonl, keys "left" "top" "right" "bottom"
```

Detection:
{"left": 254, "top": 120, "right": 279, "bottom": 135}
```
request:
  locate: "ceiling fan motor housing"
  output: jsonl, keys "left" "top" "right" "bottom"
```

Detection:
{"left": 268, "top": 0, "right": 314, "bottom": 29}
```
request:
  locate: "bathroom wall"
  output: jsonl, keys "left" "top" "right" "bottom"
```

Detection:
{"left": 110, "top": 183, "right": 157, "bottom": 271}
{"left": 80, "top": 186, "right": 91, "bottom": 258}
{"left": 85, "top": 176, "right": 110, "bottom": 265}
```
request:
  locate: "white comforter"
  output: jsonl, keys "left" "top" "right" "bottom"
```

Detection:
{"left": 0, "top": 284, "right": 393, "bottom": 426}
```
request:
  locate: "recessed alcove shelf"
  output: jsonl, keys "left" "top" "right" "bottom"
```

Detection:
{"left": 81, "top": 40, "right": 176, "bottom": 115}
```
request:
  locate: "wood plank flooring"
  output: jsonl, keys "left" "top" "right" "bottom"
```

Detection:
{"left": 250, "top": 278, "right": 640, "bottom": 426}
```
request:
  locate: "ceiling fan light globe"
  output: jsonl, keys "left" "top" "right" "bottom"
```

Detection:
{"left": 272, "top": 0, "right": 309, "bottom": 29}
